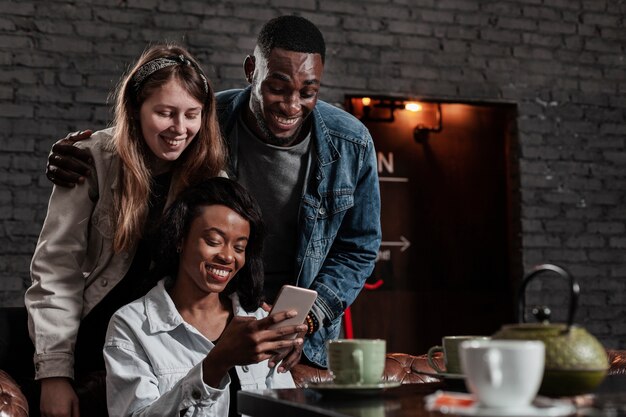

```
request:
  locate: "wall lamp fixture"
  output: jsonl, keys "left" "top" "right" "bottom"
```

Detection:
{"left": 360, "top": 96, "right": 406, "bottom": 122}
{"left": 346, "top": 95, "right": 443, "bottom": 143}
{"left": 412, "top": 102, "right": 442, "bottom": 143}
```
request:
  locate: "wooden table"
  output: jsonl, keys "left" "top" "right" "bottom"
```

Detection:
{"left": 238, "top": 375, "right": 626, "bottom": 417}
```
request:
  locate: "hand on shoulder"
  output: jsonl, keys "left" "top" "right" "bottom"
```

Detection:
{"left": 47, "top": 130, "right": 94, "bottom": 188}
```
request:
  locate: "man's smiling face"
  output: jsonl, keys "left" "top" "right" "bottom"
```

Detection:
{"left": 246, "top": 47, "right": 324, "bottom": 147}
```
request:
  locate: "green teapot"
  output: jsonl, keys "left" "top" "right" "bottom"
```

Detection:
{"left": 492, "top": 264, "right": 609, "bottom": 396}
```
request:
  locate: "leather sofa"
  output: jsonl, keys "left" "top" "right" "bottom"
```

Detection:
{"left": 291, "top": 349, "right": 626, "bottom": 387}
{"left": 1, "top": 370, "right": 29, "bottom": 417}
{"left": 291, "top": 352, "right": 447, "bottom": 387}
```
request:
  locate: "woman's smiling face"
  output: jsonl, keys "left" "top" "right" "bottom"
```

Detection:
{"left": 177, "top": 204, "right": 250, "bottom": 295}
{"left": 140, "top": 77, "right": 203, "bottom": 162}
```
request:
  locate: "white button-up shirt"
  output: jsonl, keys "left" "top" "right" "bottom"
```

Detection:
{"left": 104, "top": 279, "right": 295, "bottom": 417}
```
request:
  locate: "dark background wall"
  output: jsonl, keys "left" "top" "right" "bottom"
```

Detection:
{"left": 1, "top": 1, "right": 625, "bottom": 348}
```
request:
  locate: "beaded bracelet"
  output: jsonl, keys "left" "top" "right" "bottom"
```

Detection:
{"left": 305, "top": 315, "right": 314, "bottom": 335}
{"left": 305, "top": 313, "right": 320, "bottom": 335}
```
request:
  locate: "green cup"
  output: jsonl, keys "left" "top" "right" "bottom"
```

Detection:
{"left": 427, "top": 336, "right": 490, "bottom": 374}
{"left": 327, "top": 339, "right": 386, "bottom": 385}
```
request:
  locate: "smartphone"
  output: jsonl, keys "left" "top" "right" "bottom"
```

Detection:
{"left": 268, "top": 285, "right": 318, "bottom": 335}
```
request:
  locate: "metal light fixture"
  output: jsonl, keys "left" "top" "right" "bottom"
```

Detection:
{"left": 413, "top": 102, "right": 442, "bottom": 143}
{"left": 358, "top": 96, "right": 406, "bottom": 122}
{"left": 347, "top": 95, "right": 443, "bottom": 142}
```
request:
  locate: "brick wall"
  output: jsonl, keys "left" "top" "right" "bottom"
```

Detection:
{"left": 1, "top": 1, "right": 624, "bottom": 347}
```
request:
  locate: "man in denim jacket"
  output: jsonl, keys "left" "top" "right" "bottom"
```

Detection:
{"left": 218, "top": 15, "right": 380, "bottom": 369}
{"left": 46, "top": 16, "right": 381, "bottom": 370}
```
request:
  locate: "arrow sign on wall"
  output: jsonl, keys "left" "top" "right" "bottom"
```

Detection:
{"left": 380, "top": 236, "right": 411, "bottom": 252}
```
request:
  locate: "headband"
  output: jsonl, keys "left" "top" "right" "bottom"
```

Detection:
{"left": 131, "top": 54, "right": 209, "bottom": 95}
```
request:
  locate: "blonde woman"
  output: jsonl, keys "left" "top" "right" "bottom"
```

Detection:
{"left": 25, "top": 44, "right": 226, "bottom": 417}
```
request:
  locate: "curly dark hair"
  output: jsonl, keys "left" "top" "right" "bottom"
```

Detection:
{"left": 155, "top": 177, "right": 265, "bottom": 311}
{"left": 257, "top": 15, "right": 326, "bottom": 64}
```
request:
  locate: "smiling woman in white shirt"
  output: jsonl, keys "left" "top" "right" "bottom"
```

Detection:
{"left": 103, "top": 177, "right": 305, "bottom": 417}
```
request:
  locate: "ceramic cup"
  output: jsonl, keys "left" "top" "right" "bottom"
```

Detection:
{"left": 427, "top": 336, "right": 490, "bottom": 374}
{"left": 460, "top": 339, "right": 545, "bottom": 409}
{"left": 327, "top": 339, "right": 386, "bottom": 385}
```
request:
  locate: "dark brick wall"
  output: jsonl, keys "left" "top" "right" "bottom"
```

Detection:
{"left": 1, "top": 1, "right": 625, "bottom": 347}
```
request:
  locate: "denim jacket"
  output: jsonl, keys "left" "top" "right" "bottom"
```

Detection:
{"left": 216, "top": 88, "right": 382, "bottom": 367}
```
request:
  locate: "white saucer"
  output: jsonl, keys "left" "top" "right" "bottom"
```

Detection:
{"left": 305, "top": 381, "right": 402, "bottom": 395}
{"left": 425, "top": 391, "right": 576, "bottom": 417}
{"left": 468, "top": 403, "right": 576, "bottom": 417}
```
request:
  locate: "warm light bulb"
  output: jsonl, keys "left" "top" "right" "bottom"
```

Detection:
{"left": 405, "top": 102, "right": 422, "bottom": 112}
{"left": 361, "top": 97, "right": 372, "bottom": 106}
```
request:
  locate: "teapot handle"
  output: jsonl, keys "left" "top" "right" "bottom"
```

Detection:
{"left": 517, "top": 263, "right": 580, "bottom": 331}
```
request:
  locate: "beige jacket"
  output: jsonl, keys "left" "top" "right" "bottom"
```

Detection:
{"left": 26, "top": 128, "right": 163, "bottom": 379}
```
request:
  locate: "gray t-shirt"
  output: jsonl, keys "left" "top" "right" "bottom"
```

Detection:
{"left": 231, "top": 115, "right": 311, "bottom": 302}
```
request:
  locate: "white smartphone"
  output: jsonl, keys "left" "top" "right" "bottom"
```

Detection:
{"left": 268, "top": 285, "right": 318, "bottom": 335}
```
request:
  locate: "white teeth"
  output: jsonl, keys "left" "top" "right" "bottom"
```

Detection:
{"left": 275, "top": 115, "right": 298, "bottom": 125}
{"left": 162, "top": 137, "right": 185, "bottom": 146}
{"left": 207, "top": 267, "right": 229, "bottom": 278}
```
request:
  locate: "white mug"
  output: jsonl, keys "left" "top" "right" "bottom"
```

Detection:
{"left": 460, "top": 340, "right": 545, "bottom": 409}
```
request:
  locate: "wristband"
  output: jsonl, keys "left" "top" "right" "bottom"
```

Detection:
{"left": 305, "top": 313, "right": 320, "bottom": 335}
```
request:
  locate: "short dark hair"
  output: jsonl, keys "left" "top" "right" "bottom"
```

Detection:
{"left": 257, "top": 15, "right": 326, "bottom": 63}
{"left": 156, "top": 177, "right": 265, "bottom": 311}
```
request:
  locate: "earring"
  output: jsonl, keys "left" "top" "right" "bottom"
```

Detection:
{"left": 176, "top": 247, "right": 181, "bottom": 254}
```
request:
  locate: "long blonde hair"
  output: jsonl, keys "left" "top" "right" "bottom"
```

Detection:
{"left": 111, "top": 44, "right": 226, "bottom": 253}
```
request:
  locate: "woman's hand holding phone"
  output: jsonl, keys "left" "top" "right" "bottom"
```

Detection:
{"left": 266, "top": 285, "right": 318, "bottom": 371}
{"left": 202, "top": 308, "right": 308, "bottom": 386}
